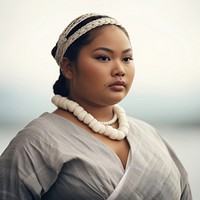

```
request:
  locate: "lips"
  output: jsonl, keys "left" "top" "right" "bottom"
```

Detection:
{"left": 109, "top": 80, "right": 126, "bottom": 91}
{"left": 109, "top": 80, "right": 126, "bottom": 87}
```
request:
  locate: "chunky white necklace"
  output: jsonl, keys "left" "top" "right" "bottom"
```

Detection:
{"left": 100, "top": 113, "right": 117, "bottom": 125}
{"left": 52, "top": 95, "right": 129, "bottom": 140}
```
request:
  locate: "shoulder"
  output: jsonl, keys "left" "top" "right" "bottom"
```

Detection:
{"left": 127, "top": 116, "right": 158, "bottom": 136}
{"left": 16, "top": 112, "right": 69, "bottom": 142}
{"left": 127, "top": 116, "right": 169, "bottom": 153}
{"left": 127, "top": 116, "right": 191, "bottom": 194}
{"left": 2, "top": 112, "right": 81, "bottom": 164}
{"left": 1, "top": 113, "right": 69, "bottom": 164}
{"left": 0, "top": 112, "right": 71, "bottom": 176}
{"left": 0, "top": 113, "right": 68, "bottom": 198}
{"left": 22, "top": 112, "right": 65, "bottom": 134}
{"left": 1, "top": 113, "right": 56, "bottom": 156}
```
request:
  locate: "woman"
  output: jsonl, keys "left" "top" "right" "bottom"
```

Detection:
{"left": 0, "top": 13, "right": 192, "bottom": 199}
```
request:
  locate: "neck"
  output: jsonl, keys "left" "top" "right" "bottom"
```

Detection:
{"left": 68, "top": 97, "right": 115, "bottom": 122}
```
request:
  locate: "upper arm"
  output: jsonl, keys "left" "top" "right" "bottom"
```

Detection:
{"left": 0, "top": 129, "right": 60, "bottom": 200}
{"left": 161, "top": 137, "right": 193, "bottom": 199}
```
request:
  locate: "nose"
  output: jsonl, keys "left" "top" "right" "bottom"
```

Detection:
{"left": 111, "top": 61, "right": 126, "bottom": 77}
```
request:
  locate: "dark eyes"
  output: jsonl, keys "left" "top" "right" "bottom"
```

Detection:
{"left": 96, "top": 56, "right": 133, "bottom": 62}
{"left": 123, "top": 57, "right": 133, "bottom": 62}
{"left": 96, "top": 56, "right": 110, "bottom": 62}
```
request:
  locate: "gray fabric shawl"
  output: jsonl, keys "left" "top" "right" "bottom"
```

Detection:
{"left": 0, "top": 113, "right": 192, "bottom": 200}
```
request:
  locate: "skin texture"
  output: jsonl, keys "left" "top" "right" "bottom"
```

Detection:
{"left": 55, "top": 25, "right": 135, "bottom": 168}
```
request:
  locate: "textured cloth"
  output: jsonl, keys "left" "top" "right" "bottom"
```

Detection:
{"left": 0, "top": 113, "right": 192, "bottom": 199}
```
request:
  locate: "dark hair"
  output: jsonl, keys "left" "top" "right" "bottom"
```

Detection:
{"left": 52, "top": 15, "right": 129, "bottom": 97}
{"left": 52, "top": 31, "right": 93, "bottom": 97}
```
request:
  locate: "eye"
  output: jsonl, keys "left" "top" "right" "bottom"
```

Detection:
{"left": 123, "top": 57, "right": 133, "bottom": 63}
{"left": 96, "top": 56, "right": 110, "bottom": 62}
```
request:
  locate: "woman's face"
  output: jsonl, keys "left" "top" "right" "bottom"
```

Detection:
{"left": 69, "top": 25, "right": 135, "bottom": 107}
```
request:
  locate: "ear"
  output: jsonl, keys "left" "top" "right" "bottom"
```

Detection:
{"left": 61, "top": 58, "right": 74, "bottom": 79}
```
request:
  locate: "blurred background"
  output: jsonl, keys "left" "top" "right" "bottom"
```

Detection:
{"left": 0, "top": 0, "right": 199, "bottom": 199}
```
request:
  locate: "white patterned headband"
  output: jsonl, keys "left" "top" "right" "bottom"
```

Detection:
{"left": 54, "top": 13, "right": 122, "bottom": 66}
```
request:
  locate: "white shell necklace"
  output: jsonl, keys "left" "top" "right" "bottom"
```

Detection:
{"left": 100, "top": 112, "right": 117, "bottom": 125}
{"left": 51, "top": 95, "right": 129, "bottom": 140}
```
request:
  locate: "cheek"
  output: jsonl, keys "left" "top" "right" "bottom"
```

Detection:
{"left": 127, "top": 65, "right": 135, "bottom": 81}
{"left": 79, "top": 67, "right": 106, "bottom": 85}
{"left": 79, "top": 62, "right": 108, "bottom": 82}
{"left": 88, "top": 70, "right": 105, "bottom": 83}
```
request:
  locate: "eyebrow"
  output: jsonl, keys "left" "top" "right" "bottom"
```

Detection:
{"left": 93, "top": 47, "right": 132, "bottom": 54}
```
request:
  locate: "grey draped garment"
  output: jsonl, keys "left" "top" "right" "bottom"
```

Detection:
{"left": 0, "top": 113, "right": 192, "bottom": 199}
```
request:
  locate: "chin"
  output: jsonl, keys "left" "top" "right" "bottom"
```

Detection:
{"left": 108, "top": 95, "right": 126, "bottom": 105}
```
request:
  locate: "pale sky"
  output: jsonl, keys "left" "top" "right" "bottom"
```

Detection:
{"left": 0, "top": 0, "right": 200, "bottom": 126}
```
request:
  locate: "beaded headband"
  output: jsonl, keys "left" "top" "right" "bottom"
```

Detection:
{"left": 54, "top": 13, "right": 122, "bottom": 66}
